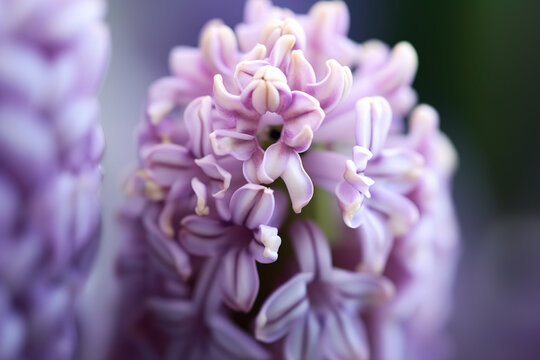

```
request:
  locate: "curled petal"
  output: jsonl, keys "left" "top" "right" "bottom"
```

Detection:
{"left": 290, "top": 220, "right": 333, "bottom": 280}
{"left": 209, "top": 129, "right": 256, "bottom": 160}
{"left": 343, "top": 159, "right": 374, "bottom": 197}
{"left": 143, "top": 143, "right": 193, "bottom": 187}
{"left": 355, "top": 97, "right": 392, "bottom": 156}
{"left": 240, "top": 65, "right": 291, "bottom": 114}
{"left": 195, "top": 155, "right": 232, "bottom": 198}
{"left": 221, "top": 247, "right": 259, "bottom": 312}
{"left": 200, "top": 20, "right": 238, "bottom": 75}
{"left": 371, "top": 41, "right": 418, "bottom": 96}
{"left": 191, "top": 177, "right": 209, "bottom": 216}
{"left": 180, "top": 215, "right": 230, "bottom": 256}
{"left": 284, "top": 312, "right": 322, "bottom": 360}
{"left": 253, "top": 224, "right": 281, "bottom": 263}
{"left": 322, "top": 311, "right": 369, "bottom": 360}
{"left": 260, "top": 143, "right": 313, "bottom": 213}
{"left": 330, "top": 269, "right": 394, "bottom": 306}
{"left": 306, "top": 59, "right": 352, "bottom": 112}
{"left": 335, "top": 180, "right": 367, "bottom": 228}
{"left": 230, "top": 184, "right": 275, "bottom": 229}
{"left": 234, "top": 60, "right": 268, "bottom": 90}
{"left": 255, "top": 272, "right": 313, "bottom": 342}
{"left": 261, "top": 18, "right": 306, "bottom": 52}
{"left": 184, "top": 96, "right": 213, "bottom": 158}
{"left": 268, "top": 34, "right": 297, "bottom": 69}
{"left": 281, "top": 91, "right": 324, "bottom": 152}
{"left": 213, "top": 74, "right": 250, "bottom": 116}
{"left": 288, "top": 50, "right": 316, "bottom": 91}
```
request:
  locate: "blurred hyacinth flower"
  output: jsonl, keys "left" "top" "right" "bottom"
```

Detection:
{"left": 117, "top": 1, "right": 459, "bottom": 359}
{"left": 0, "top": 0, "right": 109, "bottom": 359}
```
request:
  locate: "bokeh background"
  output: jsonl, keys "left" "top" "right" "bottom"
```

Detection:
{"left": 86, "top": 1, "right": 540, "bottom": 359}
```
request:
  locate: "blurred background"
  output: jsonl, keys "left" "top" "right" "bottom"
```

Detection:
{"left": 90, "top": 1, "right": 540, "bottom": 359}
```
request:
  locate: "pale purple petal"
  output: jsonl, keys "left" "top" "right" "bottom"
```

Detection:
{"left": 355, "top": 96, "right": 392, "bottom": 156}
{"left": 255, "top": 272, "right": 313, "bottom": 342}
{"left": 180, "top": 215, "right": 230, "bottom": 257}
{"left": 284, "top": 311, "right": 323, "bottom": 360}
{"left": 290, "top": 220, "right": 333, "bottom": 280}
{"left": 142, "top": 143, "right": 194, "bottom": 187}
{"left": 281, "top": 91, "right": 324, "bottom": 152}
{"left": 287, "top": 50, "right": 316, "bottom": 90}
{"left": 305, "top": 59, "right": 352, "bottom": 112}
{"left": 184, "top": 96, "right": 214, "bottom": 158}
{"left": 209, "top": 129, "right": 257, "bottom": 160}
{"left": 221, "top": 247, "right": 259, "bottom": 312}
{"left": 200, "top": 20, "right": 239, "bottom": 76}
{"left": 323, "top": 310, "right": 370, "bottom": 360}
{"left": 252, "top": 224, "right": 281, "bottom": 262}
{"left": 330, "top": 268, "right": 394, "bottom": 306}
{"left": 230, "top": 184, "right": 275, "bottom": 229}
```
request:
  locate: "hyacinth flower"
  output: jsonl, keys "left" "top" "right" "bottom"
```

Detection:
{"left": 117, "top": 1, "right": 459, "bottom": 359}
{"left": 0, "top": 0, "right": 109, "bottom": 359}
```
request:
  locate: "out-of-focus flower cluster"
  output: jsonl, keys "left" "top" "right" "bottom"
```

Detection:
{"left": 0, "top": 0, "right": 109, "bottom": 359}
{"left": 117, "top": 1, "right": 459, "bottom": 359}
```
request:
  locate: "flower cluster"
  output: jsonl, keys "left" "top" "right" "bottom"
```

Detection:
{"left": 118, "top": 1, "right": 459, "bottom": 359}
{"left": 0, "top": 0, "right": 109, "bottom": 359}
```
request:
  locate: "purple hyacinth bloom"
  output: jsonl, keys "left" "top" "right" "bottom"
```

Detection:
{"left": 117, "top": 1, "right": 459, "bottom": 359}
{"left": 0, "top": 0, "right": 109, "bottom": 359}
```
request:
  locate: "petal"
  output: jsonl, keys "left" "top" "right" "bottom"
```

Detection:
{"left": 288, "top": 50, "right": 316, "bottom": 91}
{"left": 268, "top": 34, "right": 297, "bottom": 69}
{"left": 240, "top": 65, "right": 291, "bottom": 114}
{"left": 184, "top": 96, "right": 214, "bottom": 158}
{"left": 180, "top": 215, "right": 230, "bottom": 256}
{"left": 213, "top": 74, "right": 251, "bottom": 117}
{"left": 369, "top": 186, "right": 420, "bottom": 236}
{"left": 191, "top": 177, "right": 209, "bottom": 216}
{"left": 306, "top": 59, "right": 352, "bottom": 112}
{"left": 234, "top": 60, "right": 268, "bottom": 90}
{"left": 209, "top": 315, "right": 270, "bottom": 360}
{"left": 200, "top": 20, "right": 238, "bottom": 75}
{"left": 194, "top": 155, "right": 232, "bottom": 198}
{"left": 335, "top": 180, "right": 366, "bottom": 228}
{"left": 302, "top": 150, "right": 347, "bottom": 192}
{"left": 371, "top": 41, "right": 418, "bottom": 96}
{"left": 355, "top": 210, "right": 393, "bottom": 274}
{"left": 290, "top": 220, "right": 333, "bottom": 281}
{"left": 366, "top": 147, "right": 424, "bottom": 194}
{"left": 282, "top": 151, "right": 314, "bottom": 213}
{"left": 143, "top": 209, "right": 192, "bottom": 279}
{"left": 322, "top": 311, "right": 370, "bottom": 360}
{"left": 253, "top": 224, "right": 282, "bottom": 263}
{"left": 284, "top": 311, "right": 323, "bottom": 360}
{"left": 261, "top": 18, "right": 306, "bottom": 53}
{"left": 209, "top": 129, "right": 256, "bottom": 160}
{"left": 143, "top": 143, "right": 194, "bottom": 187}
{"left": 255, "top": 273, "right": 313, "bottom": 342}
{"left": 355, "top": 97, "right": 392, "bottom": 156}
{"left": 230, "top": 184, "right": 275, "bottom": 229}
{"left": 330, "top": 269, "right": 394, "bottom": 307}
{"left": 220, "top": 247, "right": 259, "bottom": 312}
{"left": 281, "top": 91, "right": 325, "bottom": 152}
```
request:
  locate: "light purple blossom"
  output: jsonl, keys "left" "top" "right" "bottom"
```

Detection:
{"left": 0, "top": 0, "right": 108, "bottom": 358}
{"left": 117, "top": 1, "right": 459, "bottom": 359}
